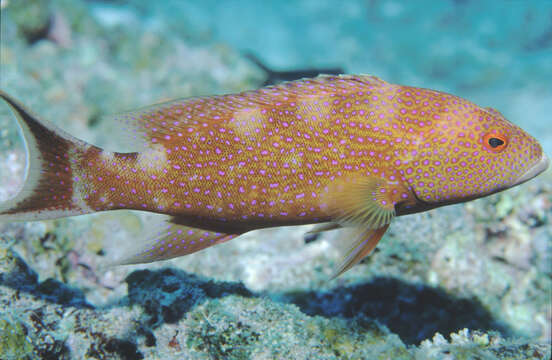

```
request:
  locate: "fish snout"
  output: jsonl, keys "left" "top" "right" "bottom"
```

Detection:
{"left": 514, "top": 153, "right": 549, "bottom": 186}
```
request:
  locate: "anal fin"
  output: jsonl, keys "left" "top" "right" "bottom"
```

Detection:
{"left": 117, "top": 218, "right": 242, "bottom": 265}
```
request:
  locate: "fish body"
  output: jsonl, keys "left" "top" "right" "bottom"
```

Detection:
{"left": 0, "top": 75, "right": 548, "bottom": 276}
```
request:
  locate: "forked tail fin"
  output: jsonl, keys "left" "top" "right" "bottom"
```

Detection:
{"left": 0, "top": 90, "right": 99, "bottom": 222}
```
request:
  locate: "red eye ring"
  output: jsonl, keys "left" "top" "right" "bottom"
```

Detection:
{"left": 483, "top": 132, "right": 508, "bottom": 152}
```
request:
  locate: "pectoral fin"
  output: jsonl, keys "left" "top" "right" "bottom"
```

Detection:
{"left": 323, "top": 177, "right": 407, "bottom": 277}
{"left": 325, "top": 177, "right": 399, "bottom": 229}
{"left": 332, "top": 224, "right": 390, "bottom": 279}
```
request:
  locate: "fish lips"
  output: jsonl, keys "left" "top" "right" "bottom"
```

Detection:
{"left": 514, "top": 153, "right": 550, "bottom": 186}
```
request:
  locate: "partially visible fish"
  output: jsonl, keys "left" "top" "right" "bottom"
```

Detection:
{"left": 0, "top": 75, "right": 548, "bottom": 277}
{"left": 245, "top": 53, "right": 344, "bottom": 86}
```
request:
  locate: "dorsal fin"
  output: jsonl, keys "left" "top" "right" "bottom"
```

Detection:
{"left": 103, "top": 74, "right": 389, "bottom": 151}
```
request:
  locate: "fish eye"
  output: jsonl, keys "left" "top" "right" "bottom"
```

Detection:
{"left": 488, "top": 137, "right": 504, "bottom": 147}
{"left": 483, "top": 132, "right": 508, "bottom": 152}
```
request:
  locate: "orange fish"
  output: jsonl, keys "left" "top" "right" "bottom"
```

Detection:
{"left": 0, "top": 75, "right": 548, "bottom": 277}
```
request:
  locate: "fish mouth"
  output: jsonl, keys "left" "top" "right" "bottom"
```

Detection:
{"left": 514, "top": 153, "right": 550, "bottom": 186}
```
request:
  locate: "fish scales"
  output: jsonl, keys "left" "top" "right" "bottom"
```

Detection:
{"left": 80, "top": 76, "right": 404, "bottom": 225}
{"left": 0, "top": 75, "right": 548, "bottom": 275}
